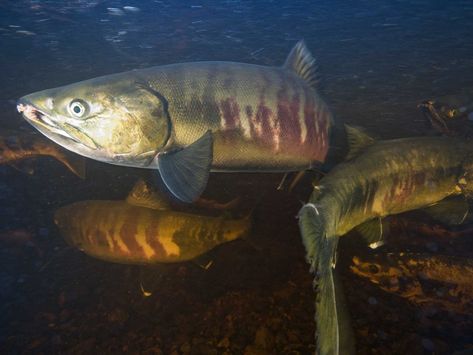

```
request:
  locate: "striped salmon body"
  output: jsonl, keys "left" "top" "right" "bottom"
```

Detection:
{"left": 146, "top": 60, "right": 332, "bottom": 170}
{"left": 54, "top": 200, "right": 250, "bottom": 264}
{"left": 18, "top": 40, "right": 329, "bottom": 201}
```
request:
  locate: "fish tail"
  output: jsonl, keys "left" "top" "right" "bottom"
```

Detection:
{"left": 58, "top": 152, "right": 86, "bottom": 179}
{"left": 298, "top": 204, "right": 355, "bottom": 355}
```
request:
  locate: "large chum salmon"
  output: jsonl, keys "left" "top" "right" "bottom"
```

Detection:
{"left": 17, "top": 41, "right": 332, "bottom": 202}
{"left": 298, "top": 127, "right": 473, "bottom": 355}
{"left": 54, "top": 181, "right": 251, "bottom": 264}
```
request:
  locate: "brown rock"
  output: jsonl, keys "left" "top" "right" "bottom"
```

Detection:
{"left": 107, "top": 308, "right": 128, "bottom": 323}
{"left": 244, "top": 345, "right": 268, "bottom": 355}
{"left": 180, "top": 342, "right": 191, "bottom": 354}
{"left": 254, "top": 326, "right": 274, "bottom": 350}
{"left": 217, "top": 337, "right": 230, "bottom": 348}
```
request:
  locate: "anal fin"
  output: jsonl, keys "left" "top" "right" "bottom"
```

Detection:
{"left": 356, "top": 218, "right": 388, "bottom": 249}
{"left": 422, "top": 196, "right": 469, "bottom": 225}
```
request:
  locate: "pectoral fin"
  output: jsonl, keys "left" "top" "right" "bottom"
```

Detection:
{"left": 158, "top": 130, "right": 213, "bottom": 203}
{"left": 356, "top": 218, "right": 388, "bottom": 249}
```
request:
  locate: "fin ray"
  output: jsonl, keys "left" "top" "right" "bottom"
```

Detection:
{"left": 158, "top": 130, "right": 213, "bottom": 203}
{"left": 344, "top": 125, "right": 376, "bottom": 160}
{"left": 284, "top": 40, "right": 318, "bottom": 89}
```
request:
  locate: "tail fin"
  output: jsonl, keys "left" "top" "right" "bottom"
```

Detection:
{"left": 298, "top": 204, "right": 355, "bottom": 355}
{"left": 58, "top": 152, "right": 86, "bottom": 179}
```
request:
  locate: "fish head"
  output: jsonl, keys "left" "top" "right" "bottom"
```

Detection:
{"left": 17, "top": 74, "right": 171, "bottom": 166}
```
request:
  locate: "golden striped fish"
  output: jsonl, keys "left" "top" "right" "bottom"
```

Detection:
{"left": 54, "top": 182, "right": 251, "bottom": 264}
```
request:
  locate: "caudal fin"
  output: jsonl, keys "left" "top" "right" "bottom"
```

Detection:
{"left": 298, "top": 204, "right": 355, "bottom": 355}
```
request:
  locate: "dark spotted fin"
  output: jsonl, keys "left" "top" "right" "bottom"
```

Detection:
{"left": 344, "top": 124, "right": 376, "bottom": 160}
{"left": 158, "top": 130, "right": 213, "bottom": 203}
{"left": 284, "top": 40, "right": 318, "bottom": 89}
{"left": 126, "top": 178, "right": 171, "bottom": 210}
{"left": 422, "top": 196, "right": 469, "bottom": 225}
{"left": 355, "top": 218, "right": 388, "bottom": 249}
{"left": 298, "top": 204, "right": 355, "bottom": 355}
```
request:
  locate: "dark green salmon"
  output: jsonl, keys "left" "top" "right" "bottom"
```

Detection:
{"left": 17, "top": 41, "right": 332, "bottom": 202}
{"left": 298, "top": 128, "right": 473, "bottom": 355}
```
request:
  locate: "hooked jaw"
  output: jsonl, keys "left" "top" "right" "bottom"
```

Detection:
{"left": 17, "top": 98, "right": 64, "bottom": 134}
{"left": 17, "top": 97, "right": 98, "bottom": 154}
{"left": 17, "top": 101, "right": 49, "bottom": 125}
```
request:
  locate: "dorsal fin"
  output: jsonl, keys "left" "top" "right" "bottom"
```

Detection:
{"left": 126, "top": 178, "right": 171, "bottom": 210}
{"left": 344, "top": 124, "right": 376, "bottom": 160}
{"left": 283, "top": 40, "right": 318, "bottom": 89}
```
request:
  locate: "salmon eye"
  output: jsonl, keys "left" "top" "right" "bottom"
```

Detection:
{"left": 68, "top": 99, "right": 88, "bottom": 118}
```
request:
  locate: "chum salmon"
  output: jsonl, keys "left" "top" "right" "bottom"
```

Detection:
{"left": 17, "top": 41, "right": 332, "bottom": 202}
{"left": 54, "top": 181, "right": 251, "bottom": 264}
{"left": 298, "top": 127, "right": 473, "bottom": 355}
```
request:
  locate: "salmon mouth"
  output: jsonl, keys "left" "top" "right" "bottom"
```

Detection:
{"left": 16, "top": 101, "right": 66, "bottom": 135}
{"left": 17, "top": 102, "right": 58, "bottom": 128}
{"left": 16, "top": 100, "right": 98, "bottom": 151}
